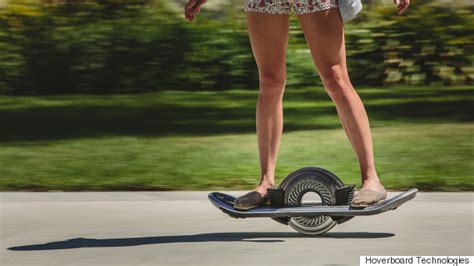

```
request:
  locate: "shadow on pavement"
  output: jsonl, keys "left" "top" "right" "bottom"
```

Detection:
{"left": 8, "top": 232, "right": 394, "bottom": 251}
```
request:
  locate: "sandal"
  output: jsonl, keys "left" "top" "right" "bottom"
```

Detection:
{"left": 350, "top": 187, "right": 387, "bottom": 208}
{"left": 233, "top": 191, "right": 269, "bottom": 211}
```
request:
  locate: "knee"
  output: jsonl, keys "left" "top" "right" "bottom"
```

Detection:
{"left": 319, "top": 67, "right": 351, "bottom": 101}
{"left": 258, "top": 73, "right": 286, "bottom": 100}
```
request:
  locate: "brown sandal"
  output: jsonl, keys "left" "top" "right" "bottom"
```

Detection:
{"left": 233, "top": 191, "right": 269, "bottom": 211}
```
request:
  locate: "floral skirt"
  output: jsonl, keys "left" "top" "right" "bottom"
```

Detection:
{"left": 244, "top": 0, "right": 338, "bottom": 15}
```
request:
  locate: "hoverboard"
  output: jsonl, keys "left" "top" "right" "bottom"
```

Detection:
{"left": 209, "top": 167, "right": 417, "bottom": 235}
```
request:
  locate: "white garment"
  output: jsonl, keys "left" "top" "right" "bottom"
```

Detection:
{"left": 338, "top": 0, "right": 363, "bottom": 22}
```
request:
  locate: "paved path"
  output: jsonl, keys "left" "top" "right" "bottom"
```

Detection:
{"left": 1, "top": 191, "right": 473, "bottom": 265}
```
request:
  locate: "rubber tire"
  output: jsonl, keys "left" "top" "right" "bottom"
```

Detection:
{"left": 275, "top": 167, "right": 344, "bottom": 235}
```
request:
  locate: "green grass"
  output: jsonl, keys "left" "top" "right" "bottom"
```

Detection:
{"left": 0, "top": 85, "right": 473, "bottom": 191}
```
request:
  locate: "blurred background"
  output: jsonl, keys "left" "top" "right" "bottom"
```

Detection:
{"left": 0, "top": 0, "right": 472, "bottom": 191}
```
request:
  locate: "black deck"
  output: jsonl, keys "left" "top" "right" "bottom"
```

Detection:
{"left": 208, "top": 188, "right": 418, "bottom": 218}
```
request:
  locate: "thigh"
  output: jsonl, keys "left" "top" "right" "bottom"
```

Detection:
{"left": 296, "top": 8, "right": 348, "bottom": 77}
{"left": 246, "top": 12, "right": 290, "bottom": 77}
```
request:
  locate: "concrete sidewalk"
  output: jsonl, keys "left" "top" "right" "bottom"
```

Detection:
{"left": 1, "top": 191, "right": 473, "bottom": 265}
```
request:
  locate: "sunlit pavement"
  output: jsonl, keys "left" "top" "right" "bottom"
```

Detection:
{"left": 1, "top": 191, "right": 473, "bottom": 266}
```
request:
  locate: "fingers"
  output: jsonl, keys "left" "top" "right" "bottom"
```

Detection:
{"left": 396, "top": 0, "right": 409, "bottom": 15}
{"left": 184, "top": 0, "right": 206, "bottom": 22}
{"left": 185, "top": 0, "right": 197, "bottom": 21}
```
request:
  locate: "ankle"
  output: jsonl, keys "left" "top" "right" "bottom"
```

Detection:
{"left": 361, "top": 169, "right": 378, "bottom": 181}
{"left": 362, "top": 176, "right": 380, "bottom": 184}
{"left": 259, "top": 173, "right": 275, "bottom": 185}
{"left": 258, "top": 179, "right": 275, "bottom": 188}
{"left": 361, "top": 178, "right": 385, "bottom": 191}
{"left": 255, "top": 179, "right": 275, "bottom": 196}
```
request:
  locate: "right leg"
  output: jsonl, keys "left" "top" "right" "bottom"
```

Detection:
{"left": 246, "top": 11, "right": 290, "bottom": 196}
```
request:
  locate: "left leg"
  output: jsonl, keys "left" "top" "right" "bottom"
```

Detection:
{"left": 296, "top": 7, "right": 385, "bottom": 199}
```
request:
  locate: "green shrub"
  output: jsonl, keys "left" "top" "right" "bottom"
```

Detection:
{"left": 0, "top": 0, "right": 472, "bottom": 94}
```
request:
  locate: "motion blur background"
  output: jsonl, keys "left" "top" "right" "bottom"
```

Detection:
{"left": 0, "top": 0, "right": 472, "bottom": 191}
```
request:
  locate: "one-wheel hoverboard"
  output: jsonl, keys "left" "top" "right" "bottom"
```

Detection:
{"left": 209, "top": 167, "right": 417, "bottom": 235}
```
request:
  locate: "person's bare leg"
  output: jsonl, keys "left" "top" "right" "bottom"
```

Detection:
{"left": 246, "top": 11, "right": 290, "bottom": 196}
{"left": 296, "top": 8, "right": 384, "bottom": 193}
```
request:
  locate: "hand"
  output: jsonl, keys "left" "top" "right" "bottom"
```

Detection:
{"left": 394, "top": 0, "right": 409, "bottom": 15}
{"left": 184, "top": 0, "right": 207, "bottom": 22}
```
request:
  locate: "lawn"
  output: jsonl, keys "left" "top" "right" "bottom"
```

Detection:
{"left": 0, "top": 85, "right": 472, "bottom": 191}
